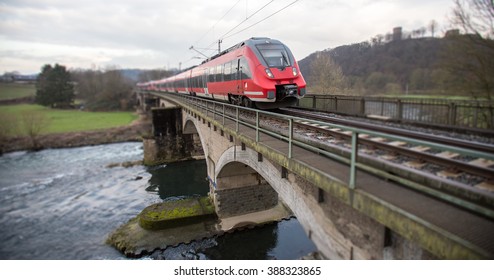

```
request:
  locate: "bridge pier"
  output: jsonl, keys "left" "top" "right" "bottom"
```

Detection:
{"left": 136, "top": 92, "right": 159, "bottom": 112}
{"left": 143, "top": 107, "right": 203, "bottom": 165}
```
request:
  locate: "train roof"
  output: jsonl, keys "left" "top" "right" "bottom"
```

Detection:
{"left": 138, "top": 37, "right": 288, "bottom": 85}
{"left": 202, "top": 37, "right": 284, "bottom": 64}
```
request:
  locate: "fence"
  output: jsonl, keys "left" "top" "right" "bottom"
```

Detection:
{"left": 295, "top": 95, "right": 494, "bottom": 130}
{"left": 145, "top": 92, "right": 494, "bottom": 219}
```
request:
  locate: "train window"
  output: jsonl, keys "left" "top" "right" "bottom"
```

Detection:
{"left": 216, "top": 65, "right": 223, "bottom": 82}
{"left": 209, "top": 67, "right": 215, "bottom": 82}
{"left": 256, "top": 44, "right": 292, "bottom": 68}
{"left": 240, "top": 57, "right": 251, "bottom": 79}
{"left": 224, "top": 62, "right": 232, "bottom": 81}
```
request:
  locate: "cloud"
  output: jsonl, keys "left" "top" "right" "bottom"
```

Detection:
{"left": 0, "top": 0, "right": 455, "bottom": 74}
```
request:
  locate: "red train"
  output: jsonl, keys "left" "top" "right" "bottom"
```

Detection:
{"left": 137, "top": 37, "right": 306, "bottom": 109}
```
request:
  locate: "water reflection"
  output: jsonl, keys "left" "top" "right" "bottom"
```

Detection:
{"left": 202, "top": 222, "right": 279, "bottom": 260}
{"left": 145, "top": 160, "right": 209, "bottom": 200}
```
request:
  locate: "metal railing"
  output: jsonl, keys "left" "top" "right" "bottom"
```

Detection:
{"left": 295, "top": 95, "right": 494, "bottom": 130}
{"left": 144, "top": 91, "right": 494, "bottom": 218}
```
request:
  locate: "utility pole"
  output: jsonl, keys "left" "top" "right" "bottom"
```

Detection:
{"left": 218, "top": 39, "right": 222, "bottom": 53}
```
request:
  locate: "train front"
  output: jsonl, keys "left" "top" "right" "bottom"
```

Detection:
{"left": 248, "top": 38, "right": 306, "bottom": 109}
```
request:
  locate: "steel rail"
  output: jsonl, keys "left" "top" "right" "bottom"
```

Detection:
{"left": 280, "top": 108, "right": 494, "bottom": 154}
{"left": 288, "top": 120, "right": 494, "bottom": 180}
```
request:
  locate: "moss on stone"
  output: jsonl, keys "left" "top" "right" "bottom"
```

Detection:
{"left": 199, "top": 196, "right": 215, "bottom": 213}
{"left": 138, "top": 196, "right": 216, "bottom": 230}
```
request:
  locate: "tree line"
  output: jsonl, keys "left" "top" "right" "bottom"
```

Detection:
{"left": 302, "top": 0, "right": 494, "bottom": 102}
{"left": 301, "top": 38, "right": 458, "bottom": 95}
{"left": 32, "top": 65, "right": 173, "bottom": 111}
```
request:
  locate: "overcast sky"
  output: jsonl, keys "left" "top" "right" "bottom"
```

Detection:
{"left": 0, "top": 0, "right": 457, "bottom": 74}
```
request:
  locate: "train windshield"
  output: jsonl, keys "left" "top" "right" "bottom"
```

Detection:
{"left": 256, "top": 44, "right": 292, "bottom": 68}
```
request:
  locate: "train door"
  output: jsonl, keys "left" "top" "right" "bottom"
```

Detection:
{"left": 203, "top": 68, "right": 209, "bottom": 97}
{"left": 185, "top": 74, "right": 189, "bottom": 93}
{"left": 236, "top": 58, "right": 242, "bottom": 95}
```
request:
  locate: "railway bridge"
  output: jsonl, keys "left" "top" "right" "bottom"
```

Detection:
{"left": 137, "top": 91, "right": 494, "bottom": 260}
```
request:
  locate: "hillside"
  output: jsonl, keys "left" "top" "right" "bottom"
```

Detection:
{"left": 298, "top": 37, "right": 453, "bottom": 94}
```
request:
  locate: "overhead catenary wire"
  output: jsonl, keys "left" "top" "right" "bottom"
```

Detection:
{"left": 223, "top": 0, "right": 300, "bottom": 39}
{"left": 195, "top": 0, "right": 276, "bottom": 57}
{"left": 201, "top": 0, "right": 300, "bottom": 58}
{"left": 191, "top": 0, "right": 243, "bottom": 47}
{"left": 181, "top": 0, "right": 300, "bottom": 69}
{"left": 179, "top": 0, "right": 243, "bottom": 69}
{"left": 219, "top": 0, "right": 276, "bottom": 40}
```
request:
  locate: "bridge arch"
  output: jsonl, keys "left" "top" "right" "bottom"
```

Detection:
{"left": 180, "top": 109, "right": 374, "bottom": 259}
{"left": 182, "top": 114, "right": 215, "bottom": 194}
{"left": 213, "top": 160, "right": 278, "bottom": 218}
{"left": 214, "top": 145, "right": 350, "bottom": 259}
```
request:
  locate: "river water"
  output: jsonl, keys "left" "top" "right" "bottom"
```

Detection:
{"left": 0, "top": 142, "right": 316, "bottom": 260}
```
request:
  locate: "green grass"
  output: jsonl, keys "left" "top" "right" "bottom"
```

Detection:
{"left": 0, "top": 104, "right": 138, "bottom": 136}
{"left": 0, "top": 83, "right": 35, "bottom": 100}
{"left": 378, "top": 93, "right": 477, "bottom": 100}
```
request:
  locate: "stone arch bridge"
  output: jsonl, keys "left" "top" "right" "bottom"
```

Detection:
{"left": 137, "top": 92, "right": 494, "bottom": 260}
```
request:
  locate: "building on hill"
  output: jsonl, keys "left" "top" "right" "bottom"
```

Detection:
{"left": 393, "top": 27, "right": 403, "bottom": 41}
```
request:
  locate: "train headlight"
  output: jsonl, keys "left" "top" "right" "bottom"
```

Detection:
{"left": 292, "top": 67, "right": 298, "bottom": 77}
{"left": 265, "top": 68, "right": 274, "bottom": 78}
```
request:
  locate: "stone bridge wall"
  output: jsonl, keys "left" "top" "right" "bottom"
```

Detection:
{"left": 140, "top": 94, "right": 439, "bottom": 259}
{"left": 215, "top": 184, "right": 278, "bottom": 218}
{"left": 180, "top": 106, "right": 434, "bottom": 260}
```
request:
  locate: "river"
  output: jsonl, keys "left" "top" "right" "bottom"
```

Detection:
{"left": 0, "top": 142, "right": 316, "bottom": 260}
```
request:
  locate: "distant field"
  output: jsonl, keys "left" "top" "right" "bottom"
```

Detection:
{"left": 0, "top": 83, "right": 35, "bottom": 100}
{"left": 0, "top": 104, "right": 138, "bottom": 136}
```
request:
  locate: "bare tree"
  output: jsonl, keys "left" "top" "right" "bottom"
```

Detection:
{"left": 451, "top": 0, "right": 494, "bottom": 39}
{"left": 446, "top": 0, "right": 494, "bottom": 100}
{"left": 429, "top": 20, "right": 439, "bottom": 37}
{"left": 309, "top": 52, "right": 346, "bottom": 95}
{"left": 21, "top": 111, "right": 50, "bottom": 150}
{"left": 445, "top": 0, "right": 494, "bottom": 127}
{"left": 370, "top": 34, "right": 384, "bottom": 46}
{"left": 0, "top": 113, "right": 19, "bottom": 153}
{"left": 419, "top": 27, "right": 427, "bottom": 37}
{"left": 138, "top": 69, "right": 173, "bottom": 82}
{"left": 71, "top": 66, "right": 134, "bottom": 110}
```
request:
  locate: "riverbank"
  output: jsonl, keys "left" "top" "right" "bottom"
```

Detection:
{"left": 0, "top": 113, "right": 152, "bottom": 154}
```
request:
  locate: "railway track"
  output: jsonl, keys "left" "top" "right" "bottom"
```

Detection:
{"left": 279, "top": 108, "right": 494, "bottom": 180}
{"left": 280, "top": 108, "right": 494, "bottom": 151}
{"left": 150, "top": 93, "right": 494, "bottom": 218}
{"left": 273, "top": 107, "right": 494, "bottom": 217}
{"left": 239, "top": 103, "right": 494, "bottom": 216}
